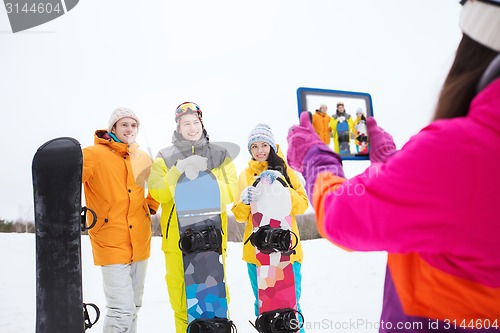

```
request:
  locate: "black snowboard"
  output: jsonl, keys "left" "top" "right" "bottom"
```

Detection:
{"left": 32, "top": 137, "right": 98, "bottom": 333}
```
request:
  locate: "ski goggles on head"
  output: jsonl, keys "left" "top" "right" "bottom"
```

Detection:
{"left": 175, "top": 102, "right": 203, "bottom": 123}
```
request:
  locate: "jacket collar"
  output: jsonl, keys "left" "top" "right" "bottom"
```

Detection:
{"left": 247, "top": 143, "right": 285, "bottom": 173}
{"left": 94, "top": 129, "right": 139, "bottom": 153}
{"left": 248, "top": 158, "right": 268, "bottom": 174}
{"left": 171, "top": 130, "right": 208, "bottom": 154}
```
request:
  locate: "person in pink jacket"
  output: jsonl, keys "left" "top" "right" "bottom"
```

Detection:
{"left": 287, "top": 1, "right": 500, "bottom": 332}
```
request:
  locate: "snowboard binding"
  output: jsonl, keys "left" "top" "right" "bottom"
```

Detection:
{"left": 252, "top": 308, "right": 304, "bottom": 333}
{"left": 187, "top": 317, "right": 237, "bottom": 333}
{"left": 83, "top": 302, "right": 100, "bottom": 330}
{"left": 356, "top": 134, "right": 368, "bottom": 144}
{"left": 179, "top": 225, "right": 223, "bottom": 254}
{"left": 81, "top": 206, "right": 97, "bottom": 231}
{"left": 338, "top": 131, "right": 349, "bottom": 143}
{"left": 338, "top": 132, "right": 350, "bottom": 154}
{"left": 245, "top": 225, "right": 298, "bottom": 255}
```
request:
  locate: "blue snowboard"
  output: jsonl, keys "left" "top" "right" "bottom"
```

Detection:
{"left": 175, "top": 171, "right": 230, "bottom": 327}
{"left": 337, "top": 119, "right": 350, "bottom": 154}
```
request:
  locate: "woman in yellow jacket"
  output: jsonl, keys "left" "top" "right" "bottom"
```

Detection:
{"left": 231, "top": 123, "right": 309, "bottom": 331}
{"left": 352, "top": 109, "right": 369, "bottom": 154}
{"left": 147, "top": 102, "right": 238, "bottom": 333}
{"left": 82, "top": 107, "right": 159, "bottom": 333}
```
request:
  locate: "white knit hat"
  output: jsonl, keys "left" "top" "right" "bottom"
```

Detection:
{"left": 107, "top": 107, "right": 140, "bottom": 133}
{"left": 460, "top": 0, "right": 500, "bottom": 52}
{"left": 247, "top": 123, "right": 277, "bottom": 153}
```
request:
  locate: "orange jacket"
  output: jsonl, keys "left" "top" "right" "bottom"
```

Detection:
{"left": 82, "top": 130, "right": 159, "bottom": 266}
{"left": 312, "top": 111, "right": 331, "bottom": 145}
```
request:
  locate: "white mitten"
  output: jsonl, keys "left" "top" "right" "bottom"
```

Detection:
{"left": 176, "top": 155, "right": 208, "bottom": 180}
{"left": 184, "top": 165, "right": 199, "bottom": 180}
{"left": 240, "top": 186, "right": 261, "bottom": 204}
{"left": 258, "top": 170, "right": 283, "bottom": 185}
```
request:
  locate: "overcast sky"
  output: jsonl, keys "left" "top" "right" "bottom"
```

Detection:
{"left": 0, "top": 0, "right": 462, "bottom": 221}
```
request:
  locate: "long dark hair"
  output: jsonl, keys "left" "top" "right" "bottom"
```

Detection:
{"left": 433, "top": 34, "right": 498, "bottom": 121}
{"left": 267, "top": 147, "right": 294, "bottom": 189}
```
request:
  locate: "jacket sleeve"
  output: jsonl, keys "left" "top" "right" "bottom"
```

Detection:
{"left": 352, "top": 119, "right": 359, "bottom": 136}
{"left": 147, "top": 157, "right": 181, "bottom": 204}
{"left": 330, "top": 117, "right": 338, "bottom": 135}
{"left": 287, "top": 168, "right": 309, "bottom": 216}
{"left": 145, "top": 192, "right": 159, "bottom": 214}
{"left": 347, "top": 116, "right": 355, "bottom": 133}
{"left": 212, "top": 157, "right": 238, "bottom": 206}
{"left": 313, "top": 123, "right": 466, "bottom": 254}
{"left": 231, "top": 171, "right": 251, "bottom": 223}
{"left": 81, "top": 147, "right": 94, "bottom": 184}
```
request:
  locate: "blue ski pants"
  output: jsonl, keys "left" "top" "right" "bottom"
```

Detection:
{"left": 247, "top": 262, "right": 305, "bottom": 332}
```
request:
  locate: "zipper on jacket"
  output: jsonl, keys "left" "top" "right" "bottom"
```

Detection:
{"left": 165, "top": 204, "right": 175, "bottom": 239}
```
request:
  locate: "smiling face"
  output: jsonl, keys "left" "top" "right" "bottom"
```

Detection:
{"left": 111, "top": 117, "right": 138, "bottom": 143}
{"left": 250, "top": 141, "right": 271, "bottom": 162}
{"left": 178, "top": 113, "right": 203, "bottom": 141}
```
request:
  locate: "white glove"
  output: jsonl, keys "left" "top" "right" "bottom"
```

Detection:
{"left": 240, "top": 186, "right": 261, "bottom": 205}
{"left": 258, "top": 170, "right": 283, "bottom": 185}
{"left": 176, "top": 155, "right": 208, "bottom": 180}
{"left": 338, "top": 116, "right": 346, "bottom": 122}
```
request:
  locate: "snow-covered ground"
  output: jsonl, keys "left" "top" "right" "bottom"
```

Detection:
{"left": 0, "top": 233, "right": 387, "bottom": 332}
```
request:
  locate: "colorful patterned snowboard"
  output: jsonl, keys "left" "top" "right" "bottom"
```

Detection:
{"left": 250, "top": 176, "right": 299, "bottom": 331}
{"left": 175, "top": 171, "right": 231, "bottom": 328}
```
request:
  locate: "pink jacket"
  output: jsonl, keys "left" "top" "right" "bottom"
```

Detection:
{"left": 307, "top": 79, "right": 500, "bottom": 332}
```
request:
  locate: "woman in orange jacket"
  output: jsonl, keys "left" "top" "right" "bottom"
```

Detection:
{"left": 82, "top": 107, "right": 158, "bottom": 333}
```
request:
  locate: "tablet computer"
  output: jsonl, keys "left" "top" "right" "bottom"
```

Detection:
{"left": 297, "top": 87, "right": 374, "bottom": 161}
